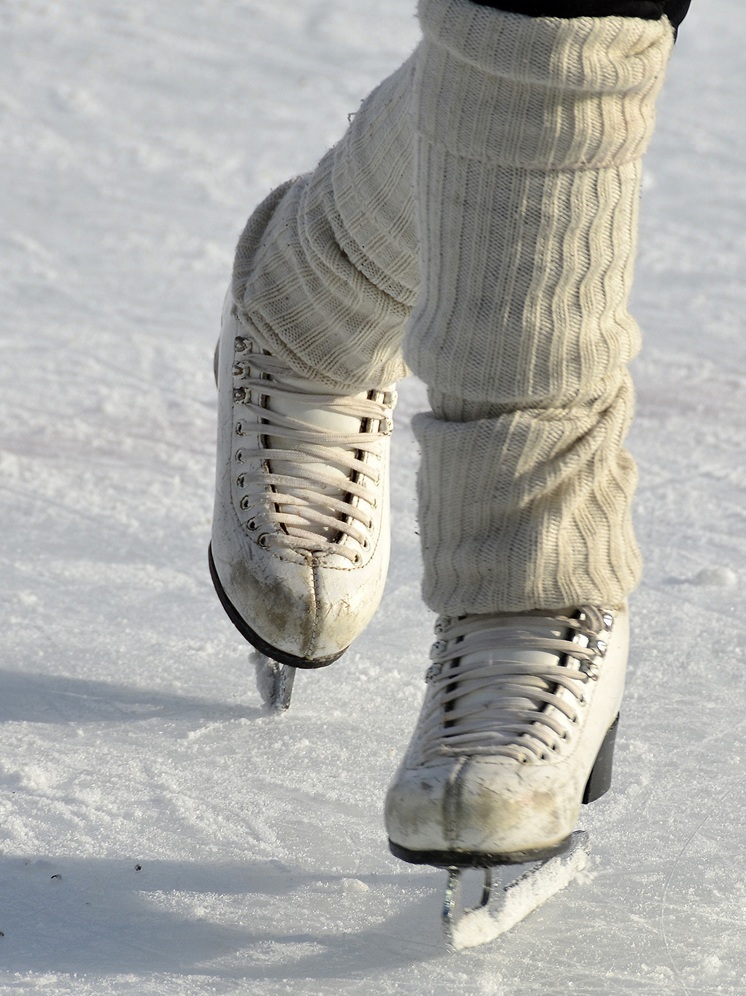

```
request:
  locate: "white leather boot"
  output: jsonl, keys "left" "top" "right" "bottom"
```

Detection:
{"left": 210, "top": 292, "right": 395, "bottom": 666}
{"left": 385, "top": 604, "right": 626, "bottom": 864}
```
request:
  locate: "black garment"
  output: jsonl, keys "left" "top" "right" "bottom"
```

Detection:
{"left": 470, "top": 1, "right": 691, "bottom": 32}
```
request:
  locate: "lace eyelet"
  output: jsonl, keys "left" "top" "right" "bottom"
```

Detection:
{"left": 257, "top": 533, "right": 268, "bottom": 547}
{"left": 247, "top": 518, "right": 257, "bottom": 531}
{"left": 234, "top": 336, "right": 248, "bottom": 352}
{"left": 236, "top": 474, "right": 246, "bottom": 489}
{"left": 425, "top": 661, "right": 443, "bottom": 683}
{"left": 239, "top": 496, "right": 251, "bottom": 511}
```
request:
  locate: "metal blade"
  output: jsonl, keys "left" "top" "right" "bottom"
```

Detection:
{"left": 251, "top": 651, "right": 296, "bottom": 712}
{"left": 442, "top": 831, "right": 591, "bottom": 950}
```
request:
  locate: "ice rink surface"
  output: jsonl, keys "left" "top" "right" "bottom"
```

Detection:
{"left": 1, "top": 1, "right": 744, "bottom": 992}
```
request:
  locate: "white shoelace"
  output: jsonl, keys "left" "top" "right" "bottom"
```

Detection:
{"left": 234, "top": 347, "right": 393, "bottom": 561}
{"left": 420, "top": 607, "right": 613, "bottom": 764}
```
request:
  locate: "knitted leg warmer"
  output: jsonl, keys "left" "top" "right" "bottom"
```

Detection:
{"left": 406, "top": 0, "right": 673, "bottom": 614}
{"left": 231, "top": 54, "right": 419, "bottom": 393}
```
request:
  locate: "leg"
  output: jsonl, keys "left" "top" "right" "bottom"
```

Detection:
{"left": 211, "top": 55, "right": 419, "bottom": 665}
{"left": 386, "top": 0, "right": 674, "bottom": 862}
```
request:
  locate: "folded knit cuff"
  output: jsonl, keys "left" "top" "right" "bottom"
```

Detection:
{"left": 416, "top": 0, "right": 674, "bottom": 167}
{"left": 414, "top": 375, "right": 642, "bottom": 613}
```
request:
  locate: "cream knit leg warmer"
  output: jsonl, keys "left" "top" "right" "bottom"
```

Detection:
{"left": 231, "top": 54, "right": 419, "bottom": 393}
{"left": 407, "top": 0, "right": 673, "bottom": 614}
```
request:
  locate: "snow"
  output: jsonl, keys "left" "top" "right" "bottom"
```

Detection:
{"left": 0, "top": 0, "right": 744, "bottom": 992}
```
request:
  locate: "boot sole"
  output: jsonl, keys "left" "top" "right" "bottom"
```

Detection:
{"left": 388, "top": 714, "right": 621, "bottom": 869}
{"left": 388, "top": 836, "right": 572, "bottom": 869}
{"left": 208, "top": 543, "right": 346, "bottom": 669}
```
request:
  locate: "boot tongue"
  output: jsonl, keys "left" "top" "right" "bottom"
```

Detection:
{"left": 266, "top": 375, "right": 365, "bottom": 541}
{"left": 456, "top": 613, "right": 574, "bottom": 715}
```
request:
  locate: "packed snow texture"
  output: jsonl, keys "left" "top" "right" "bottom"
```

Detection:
{"left": 1, "top": 1, "right": 744, "bottom": 993}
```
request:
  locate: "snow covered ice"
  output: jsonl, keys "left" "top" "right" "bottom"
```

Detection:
{"left": 1, "top": 0, "right": 745, "bottom": 993}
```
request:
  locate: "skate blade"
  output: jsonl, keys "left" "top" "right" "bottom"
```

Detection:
{"left": 251, "top": 651, "right": 296, "bottom": 712}
{"left": 442, "top": 831, "right": 591, "bottom": 951}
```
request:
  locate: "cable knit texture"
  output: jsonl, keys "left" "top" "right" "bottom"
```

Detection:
{"left": 407, "top": 0, "right": 673, "bottom": 613}
{"left": 232, "top": 55, "right": 419, "bottom": 393}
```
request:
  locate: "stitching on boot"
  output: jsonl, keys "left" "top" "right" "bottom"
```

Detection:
{"left": 308, "top": 556, "right": 323, "bottom": 657}
{"left": 444, "top": 757, "right": 468, "bottom": 845}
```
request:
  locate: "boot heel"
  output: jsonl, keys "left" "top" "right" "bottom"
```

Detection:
{"left": 583, "top": 715, "right": 620, "bottom": 805}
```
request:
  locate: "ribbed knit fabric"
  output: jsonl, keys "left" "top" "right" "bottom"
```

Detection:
{"left": 231, "top": 54, "right": 419, "bottom": 393}
{"left": 407, "top": 0, "right": 673, "bottom": 614}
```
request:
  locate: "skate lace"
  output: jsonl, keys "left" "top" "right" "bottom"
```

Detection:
{"left": 233, "top": 348, "right": 393, "bottom": 561}
{"left": 419, "top": 607, "right": 612, "bottom": 764}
